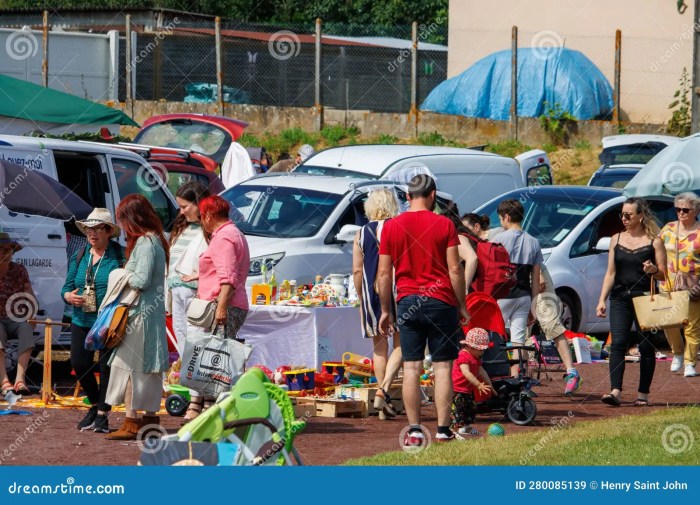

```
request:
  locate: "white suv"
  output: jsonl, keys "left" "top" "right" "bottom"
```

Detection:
{"left": 221, "top": 173, "right": 452, "bottom": 286}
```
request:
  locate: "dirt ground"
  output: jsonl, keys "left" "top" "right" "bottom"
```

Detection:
{"left": 0, "top": 356, "right": 698, "bottom": 466}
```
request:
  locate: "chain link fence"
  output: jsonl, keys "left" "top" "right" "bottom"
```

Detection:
{"left": 0, "top": 12, "right": 447, "bottom": 114}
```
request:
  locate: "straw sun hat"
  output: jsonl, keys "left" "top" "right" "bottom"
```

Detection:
{"left": 76, "top": 208, "right": 121, "bottom": 238}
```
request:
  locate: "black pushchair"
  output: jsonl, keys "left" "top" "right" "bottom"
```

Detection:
{"left": 465, "top": 292, "right": 538, "bottom": 425}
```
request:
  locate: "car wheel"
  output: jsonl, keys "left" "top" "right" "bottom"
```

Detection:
{"left": 557, "top": 291, "right": 580, "bottom": 332}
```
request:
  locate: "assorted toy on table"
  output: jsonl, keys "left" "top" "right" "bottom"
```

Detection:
{"left": 250, "top": 267, "right": 360, "bottom": 308}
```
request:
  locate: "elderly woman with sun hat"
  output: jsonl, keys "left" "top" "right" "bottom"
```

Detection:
{"left": 62, "top": 208, "right": 124, "bottom": 433}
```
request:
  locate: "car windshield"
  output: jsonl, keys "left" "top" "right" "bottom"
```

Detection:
{"left": 589, "top": 173, "right": 636, "bottom": 188}
{"left": 136, "top": 122, "right": 228, "bottom": 157}
{"left": 294, "top": 165, "right": 376, "bottom": 179}
{"left": 221, "top": 185, "right": 343, "bottom": 238}
{"left": 478, "top": 192, "right": 602, "bottom": 248}
{"left": 599, "top": 142, "right": 669, "bottom": 166}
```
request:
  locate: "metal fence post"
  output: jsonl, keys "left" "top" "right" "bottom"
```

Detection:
{"left": 613, "top": 29, "right": 621, "bottom": 125}
{"left": 125, "top": 15, "right": 132, "bottom": 105}
{"left": 510, "top": 25, "right": 518, "bottom": 141}
{"left": 215, "top": 16, "right": 223, "bottom": 113}
{"left": 315, "top": 18, "right": 323, "bottom": 132}
{"left": 42, "top": 10, "right": 48, "bottom": 87}
{"left": 411, "top": 21, "right": 418, "bottom": 137}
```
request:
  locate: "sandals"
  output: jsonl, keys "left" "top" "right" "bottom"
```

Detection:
{"left": 601, "top": 393, "right": 621, "bottom": 406}
{"left": 181, "top": 398, "right": 203, "bottom": 426}
{"left": 13, "top": 381, "right": 30, "bottom": 395}
{"left": 373, "top": 388, "right": 397, "bottom": 417}
{"left": 634, "top": 398, "right": 650, "bottom": 407}
{"left": 1, "top": 380, "right": 12, "bottom": 396}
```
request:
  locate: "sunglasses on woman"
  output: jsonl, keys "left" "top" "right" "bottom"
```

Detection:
{"left": 619, "top": 212, "right": 636, "bottom": 220}
{"left": 675, "top": 207, "right": 693, "bottom": 214}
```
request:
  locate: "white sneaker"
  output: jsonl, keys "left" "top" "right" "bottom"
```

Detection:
{"left": 684, "top": 364, "right": 697, "bottom": 377}
{"left": 671, "top": 354, "right": 684, "bottom": 373}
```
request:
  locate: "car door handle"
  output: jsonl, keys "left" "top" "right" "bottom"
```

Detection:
{"left": 48, "top": 234, "right": 62, "bottom": 239}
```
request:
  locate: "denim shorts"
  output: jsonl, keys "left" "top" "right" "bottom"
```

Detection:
{"left": 395, "top": 295, "right": 463, "bottom": 362}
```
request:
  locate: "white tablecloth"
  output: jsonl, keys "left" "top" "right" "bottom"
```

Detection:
{"left": 237, "top": 305, "right": 373, "bottom": 370}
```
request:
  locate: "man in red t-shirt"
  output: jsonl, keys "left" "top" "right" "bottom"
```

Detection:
{"left": 377, "top": 174, "right": 469, "bottom": 446}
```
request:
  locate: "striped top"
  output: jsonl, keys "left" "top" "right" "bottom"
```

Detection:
{"left": 61, "top": 242, "right": 124, "bottom": 328}
{"left": 359, "top": 220, "right": 395, "bottom": 338}
{"left": 168, "top": 223, "right": 203, "bottom": 290}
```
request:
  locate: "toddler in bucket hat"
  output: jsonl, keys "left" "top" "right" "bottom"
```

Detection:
{"left": 451, "top": 327, "right": 495, "bottom": 438}
{"left": 460, "top": 327, "right": 490, "bottom": 350}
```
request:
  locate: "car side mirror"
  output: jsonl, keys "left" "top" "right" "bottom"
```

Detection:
{"left": 594, "top": 237, "right": 611, "bottom": 252}
{"left": 335, "top": 224, "right": 361, "bottom": 243}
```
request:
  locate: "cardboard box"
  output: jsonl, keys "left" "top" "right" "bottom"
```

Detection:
{"left": 251, "top": 284, "right": 277, "bottom": 305}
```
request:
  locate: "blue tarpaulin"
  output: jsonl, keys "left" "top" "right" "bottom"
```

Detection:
{"left": 420, "top": 47, "right": 613, "bottom": 120}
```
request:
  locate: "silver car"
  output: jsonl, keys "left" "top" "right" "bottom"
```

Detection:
{"left": 475, "top": 186, "right": 675, "bottom": 334}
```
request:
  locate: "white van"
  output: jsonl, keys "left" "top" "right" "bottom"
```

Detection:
{"left": 0, "top": 135, "right": 179, "bottom": 322}
{"left": 294, "top": 145, "right": 552, "bottom": 212}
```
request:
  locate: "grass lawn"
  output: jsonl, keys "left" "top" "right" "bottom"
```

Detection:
{"left": 345, "top": 407, "right": 699, "bottom": 466}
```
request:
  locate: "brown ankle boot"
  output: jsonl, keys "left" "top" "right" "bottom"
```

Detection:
{"left": 105, "top": 417, "right": 142, "bottom": 441}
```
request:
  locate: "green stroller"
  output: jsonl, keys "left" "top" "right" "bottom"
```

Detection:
{"left": 140, "top": 368, "right": 305, "bottom": 466}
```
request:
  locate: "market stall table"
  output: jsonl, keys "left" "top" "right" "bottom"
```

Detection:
{"left": 237, "top": 305, "right": 372, "bottom": 370}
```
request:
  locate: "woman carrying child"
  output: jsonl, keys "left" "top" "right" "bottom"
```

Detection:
{"left": 451, "top": 328, "right": 495, "bottom": 436}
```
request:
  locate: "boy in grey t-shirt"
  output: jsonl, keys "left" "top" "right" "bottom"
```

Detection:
{"left": 492, "top": 199, "right": 542, "bottom": 376}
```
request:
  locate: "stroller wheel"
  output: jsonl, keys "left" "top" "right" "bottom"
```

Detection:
{"left": 166, "top": 394, "right": 188, "bottom": 417}
{"left": 506, "top": 395, "right": 537, "bottom": 425}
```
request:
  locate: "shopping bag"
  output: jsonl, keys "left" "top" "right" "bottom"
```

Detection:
{"left": 84, "top": 300, "right": 119, "bottom": 351}
{"left": 633, "top": 278, "right": 689, "bottom": 331}
{"left": 180, "top": 327, "right": 253, "bottom": 397}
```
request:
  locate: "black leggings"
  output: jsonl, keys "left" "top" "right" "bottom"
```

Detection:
{"left": 608, "top": 295, "right": 657, "bottom": 394}
{"left": 70, "top": 325, "right": 112, "bottom": 412}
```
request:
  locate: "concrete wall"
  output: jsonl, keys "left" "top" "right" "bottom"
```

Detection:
{"left": 448, "top": 0, "right": 694, "bottom": 124}
{"left": 123, "top": 100, "right": 666, "bottom": 148}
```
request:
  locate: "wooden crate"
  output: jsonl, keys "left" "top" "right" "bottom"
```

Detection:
{"left": 292, "top": 399, "right": 317, "bottom": 419}
{"left": 295, "top": 397, "right": 366, "bottom": 418}
{"left": 335, "top": 386, "right": 404, "bottom": 416}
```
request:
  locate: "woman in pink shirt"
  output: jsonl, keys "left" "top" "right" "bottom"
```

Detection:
{"left": 197, "top": 195, "right": 250, "bottom": 340}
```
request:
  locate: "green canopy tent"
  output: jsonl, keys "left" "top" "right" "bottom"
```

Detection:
{"left": 0, "top": 74, "right": 138, "bottom": 135}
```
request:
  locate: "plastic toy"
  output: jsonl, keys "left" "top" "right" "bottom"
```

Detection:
{"left": 342, "top": 352, "right": 373, "bottom": 381}
{"left": 165, "top": 384, "right": 192, "bottom": 417}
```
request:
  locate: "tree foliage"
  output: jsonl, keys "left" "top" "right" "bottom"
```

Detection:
{"left": 4, "top": 0, "right": 447, "bottom": 26}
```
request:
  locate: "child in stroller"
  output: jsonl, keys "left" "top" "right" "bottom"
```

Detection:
{"left": 451, "top": 328, "right": 495, "bottom": 436}
{"left": 464, "top": 292, "right": 538, "bottom": 425}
